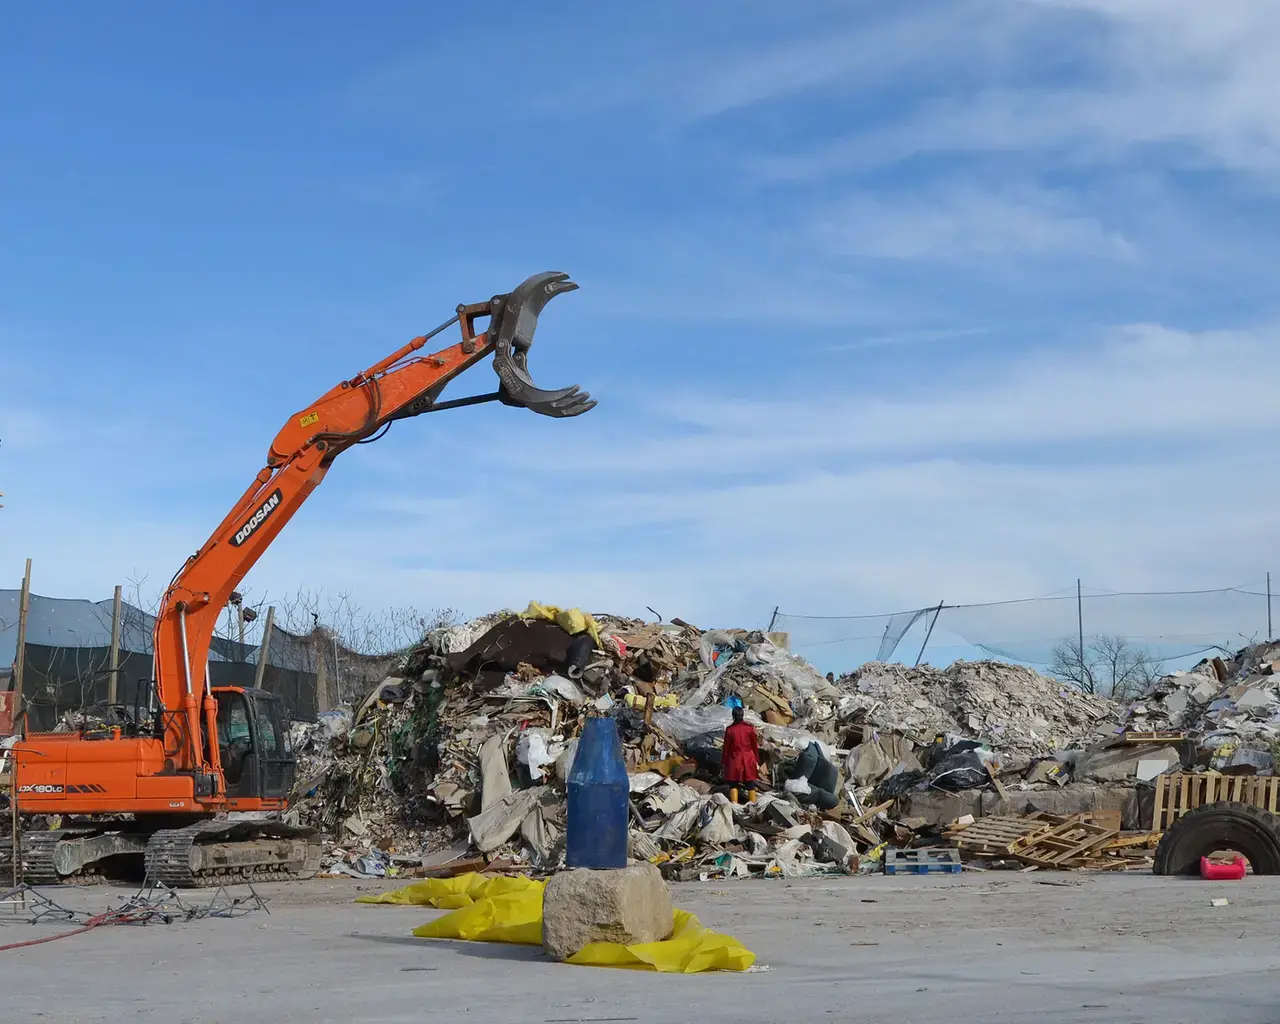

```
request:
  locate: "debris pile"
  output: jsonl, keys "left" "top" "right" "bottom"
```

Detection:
{"left": 1124, "top": 642, "right": 1280, "bottom": 773}
{"left": 282, "top": 601, "right": 1280, "bottom": 880}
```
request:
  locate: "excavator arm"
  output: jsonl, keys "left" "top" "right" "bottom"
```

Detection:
{"left": 152, "top": 271, "right": 594, "bottom": 792}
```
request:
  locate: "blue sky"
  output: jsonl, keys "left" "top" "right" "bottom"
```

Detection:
{"left": 3, "top": 0, "right": 1280, "bottom": 668}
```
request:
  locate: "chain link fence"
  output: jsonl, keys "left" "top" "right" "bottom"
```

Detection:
{"left": 0, "top": 590, "right": 398, "bottom": 729}
{"left": 773, "top": 580, "right": 1277, "bottom": 677}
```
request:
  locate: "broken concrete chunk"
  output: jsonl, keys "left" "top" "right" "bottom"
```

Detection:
{"left": 1163, "top": 690, "right": 1190, "bottom": 718}
{"left": 1236, "top": 687, "right": 1274, "bottom": 710}
{"left": 1192, "top": 679, "right": 1221, "bottom": 704}
{"left": 542, "top": 864, "right": 674, "bottom": 961}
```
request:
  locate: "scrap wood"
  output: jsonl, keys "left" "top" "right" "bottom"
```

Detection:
{"left": 985, "top": 762, "right": 1010, "bottom": 801}
{"left": 845, "top": 799, "right": 895, "bottom": 828}
{"left": 946, "top": 815, "right": 1055, "bottom": 856}
{"left": 1079, "top": 809, "right": 1122, "bottom": 833}
{"left": 1101, "top": 831, "right": 1162, "bottom": 850}
{"left": 1105, "top": 729, "right": 1187, "bottom": 748}
{"left": 1008, "top": 819, "right": 1118, "bottom": 868}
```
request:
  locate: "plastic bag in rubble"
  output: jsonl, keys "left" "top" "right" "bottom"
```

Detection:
{"left": 684, "top": 661, "right": 731, "bottom": 708}
{"left": 700, "top": 630, "right": 742, "bottom": 669}
{"left": 315, "top": 710, "right": 352, "bottom": 743}
{"left": 655, "top": 705, "right": 759, "bottom": 743}
{"left": 517, "top": 729, "right": 564, "bottom": 782}
{"left": 555, "top": 738, "right": 579, "bottom": 785}
{"left": 928, "top": 749, "right": 990, "bottom": 792}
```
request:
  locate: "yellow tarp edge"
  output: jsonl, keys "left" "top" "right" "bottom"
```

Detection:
{"left": 520, "top": 601, "right": 602, "bottom": 647}
{"left": 359, "top": 873, "right": 755, "bottom": 974}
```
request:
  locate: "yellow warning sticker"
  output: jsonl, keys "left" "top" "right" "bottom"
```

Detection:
{"left": 298, "top": 412, "right": 319, "bottom": 428}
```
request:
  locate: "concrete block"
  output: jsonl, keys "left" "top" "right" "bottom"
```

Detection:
{"left": 898, "top": 790, "right": 983, "bottom": 824}
{"left": 1075, "top": 744, "right": 1181, "bottom": 783}
{"left": 542, "top": 864, "right": 673, "bottom": 961}
{"left": 980, "top": 783, "right": 1142, "bottom": 830}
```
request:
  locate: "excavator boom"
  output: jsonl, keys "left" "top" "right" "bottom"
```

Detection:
{"left": 9, "top": 271, "right": 595, "bottom": 885}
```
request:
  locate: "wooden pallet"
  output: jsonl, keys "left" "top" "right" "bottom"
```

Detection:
{"left": 945, "top": 816, "right": 1053, "bottom": 856}
{"left": 1152, "top": 773, "right": 1280, "bottom": 832}
{"left": 1010, "top": 818, "right": 1119, "bottom": 868}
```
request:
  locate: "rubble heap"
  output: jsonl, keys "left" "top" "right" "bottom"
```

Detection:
{"left": 1125, "top": 641, "right": 1280, "bottom": 773}
{"left": 281, "top": 602, "right": 1280, "bottom": 882}
{"left": 836, "top": 660, "right": 1119, "bottom": 763}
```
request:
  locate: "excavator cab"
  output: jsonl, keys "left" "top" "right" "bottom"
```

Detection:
{"left": 212, "top": 686, "right": 294, "bottom": 802}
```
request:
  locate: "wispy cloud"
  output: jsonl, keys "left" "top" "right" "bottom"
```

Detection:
{"left": 813, "top": 183, "right": 1138, "bottom": 261}
{"left": 750, "top": 0, "right": 1280, "bottom": 180}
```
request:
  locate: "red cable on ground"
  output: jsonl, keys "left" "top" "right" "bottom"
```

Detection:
{"left": 0, "top": 909, "right": 115, "bottom": 952}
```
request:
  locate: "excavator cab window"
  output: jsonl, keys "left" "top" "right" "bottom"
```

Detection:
{"left": 214, "top": 689, "right": 295, "bottom": 801}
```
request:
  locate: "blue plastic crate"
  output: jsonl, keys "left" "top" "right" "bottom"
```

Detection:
{"left": 884, "top": 848, "right": 963, "bottom": 875}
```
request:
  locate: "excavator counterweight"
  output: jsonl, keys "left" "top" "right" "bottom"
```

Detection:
{"left": 6, "top": 272, "right": 596, "bottom": 886}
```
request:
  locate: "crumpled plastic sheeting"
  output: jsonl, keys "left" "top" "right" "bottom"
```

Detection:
{"left": 566, "top": 909, "right": 756, "bottom": 973}
{"left": 359, "top": 873, "right": 756, "bottom": 973}
{"left": 521, "top": 601, "right": 602, "bottom": 647}
{"left": 468, "top": 786, "right": 548, "bottom": 853}
{"left": 356, "top": 872, "right": 539, "bottom": 909}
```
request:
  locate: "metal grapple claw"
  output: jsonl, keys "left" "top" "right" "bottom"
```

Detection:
{"left": 491, "top": 271, "right": 598, "bottom": 419}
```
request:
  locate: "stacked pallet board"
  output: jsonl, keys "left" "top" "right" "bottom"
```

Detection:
{"left": 1151, "top": 772, "right": 1280, "bottom": 831}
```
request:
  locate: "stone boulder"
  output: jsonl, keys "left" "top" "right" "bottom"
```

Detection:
{"left": 541, "top": 864, "right": 673, "bottom": 961}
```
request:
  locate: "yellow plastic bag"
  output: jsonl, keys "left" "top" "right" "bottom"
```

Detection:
{"left": 363, "top": 873, "right": 755, "bottom": 973}
{"left": 521, "top": 601, "right": 602, "bottom": 647}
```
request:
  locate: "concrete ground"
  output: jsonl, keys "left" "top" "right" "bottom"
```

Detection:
{"left": 2, "top": 871, "right": 1278, "bottom": 1024}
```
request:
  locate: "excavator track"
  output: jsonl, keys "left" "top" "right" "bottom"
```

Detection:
{"left": 145, "top": 819, "right": 322, "bottom": 888}
{"left": 2, "top": 827, "right": 141, "bottom": 886}
{"left": 18, "top": 830, "right": 74, "bottom": 886}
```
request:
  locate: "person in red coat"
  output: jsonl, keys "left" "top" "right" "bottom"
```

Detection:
{"left": 722, "top": 706, "right": 760, "bottom": 804}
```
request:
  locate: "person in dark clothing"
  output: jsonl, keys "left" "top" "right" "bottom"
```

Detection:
{"left": 722, "top": 706, "right": 761, "bottom": 804}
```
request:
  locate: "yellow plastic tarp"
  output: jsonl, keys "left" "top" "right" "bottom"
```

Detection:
{"left": 360, "top": 873, "right": 755, "bottom": 973}
{"left": 355, "top": 872, "right": 541, "bottom": 909}
{"left": 521, "top": 601, "right": 602, "bottom": 647}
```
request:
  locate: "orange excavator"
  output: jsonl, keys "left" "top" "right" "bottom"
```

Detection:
{"left": 7, "top": 272, "right": 595, "bottom": 886}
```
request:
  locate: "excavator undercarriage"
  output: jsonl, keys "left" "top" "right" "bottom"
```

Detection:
{"left": 1, "top": 818, "right": 322, "bottom": 887}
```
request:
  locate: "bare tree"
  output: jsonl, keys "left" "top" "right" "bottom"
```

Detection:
{"left": 1050, "top": 634, "right": 1164, "bottom": 699}
{"left": 1050, "top": 636, "right": 1096, "bottom": 693}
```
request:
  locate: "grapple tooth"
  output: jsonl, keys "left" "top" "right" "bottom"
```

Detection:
{"left": 492, "top": 271, "right": 596, "bottom": 419}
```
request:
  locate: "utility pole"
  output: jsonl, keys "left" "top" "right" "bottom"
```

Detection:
{"left": 13, "top": 559, "right": 32, "bottom": 732}
{"left": 253, "top": 606, "right": 275, "bottom": 690}
{"left": 1077, "top": 578, "right": 1087, "bottom": 693}
{"left": 1269, "top": 572, "right": 1273, "bottom": 640}
{"left": 107, "top": 585, "right": 123, "bottom": 706}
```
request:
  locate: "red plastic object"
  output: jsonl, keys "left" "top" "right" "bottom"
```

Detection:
{"left": 1200, "top": 855, "right": 1247, "bottom": 880}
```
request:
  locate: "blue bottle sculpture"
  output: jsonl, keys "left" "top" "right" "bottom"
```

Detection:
{"left": 565, "top": 715, "right": 629, "bottom": 869}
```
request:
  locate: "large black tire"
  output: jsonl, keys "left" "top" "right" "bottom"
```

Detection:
{"left": 1153, "top": 801, "right": 1280, "bottom": 875}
